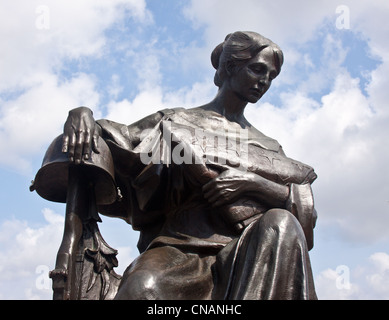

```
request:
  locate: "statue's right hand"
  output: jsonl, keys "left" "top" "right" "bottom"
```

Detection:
{"left": 62, "top": 107, "right": 100, "bottom": 164}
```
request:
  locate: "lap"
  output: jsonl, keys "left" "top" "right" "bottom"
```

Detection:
{"left": 115, "top": 246, "right": 215, "bottom": 300}
{"left": 115, "top": 209, "right": 310, "bottom": 300}
{"left": 214, "top": 208, "right": 314, "bottom": 299}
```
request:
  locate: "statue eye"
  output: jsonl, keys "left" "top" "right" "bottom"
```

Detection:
{"left": 249, "top": 64, "right": 265, "bottom": 75}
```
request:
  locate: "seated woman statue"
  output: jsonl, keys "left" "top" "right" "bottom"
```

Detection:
{"left": 61, "top": 31, "right": 318, "bottom": 300}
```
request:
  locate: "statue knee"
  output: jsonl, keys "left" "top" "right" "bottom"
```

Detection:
{"left": 260, "top": 208, "right": 304, "bottom": 238}
{"left": 262, "top": 208, "right": 294, "bottom": 223}
{"left": 115, "top": 269, "right": 161, "bottom": 300}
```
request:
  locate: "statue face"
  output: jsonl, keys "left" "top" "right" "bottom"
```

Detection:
{"left": 229, "top": 46, "right": 279, "bottom": 103}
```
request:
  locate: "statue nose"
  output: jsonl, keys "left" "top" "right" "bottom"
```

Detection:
{"left": 259, "top": 77, "right": 269, "bottom": 87}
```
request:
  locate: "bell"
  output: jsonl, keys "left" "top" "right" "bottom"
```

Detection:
{"left": 30, "top": 134, "right": 117, "bottom": 205}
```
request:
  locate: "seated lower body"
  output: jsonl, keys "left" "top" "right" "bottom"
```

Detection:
{"left": 114, "top": 209, "right": 317, "bottom": 300}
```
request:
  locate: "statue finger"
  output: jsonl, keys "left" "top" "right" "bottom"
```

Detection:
{"left": 82, "top": 129, "right": 91, "bottom": 160}
{"left": 202, "top": 181, "right": 212, "bottom": 194}
{"left": 62, "top": 135, "right": 69, "bottom": 153}
{"left": 203, "top": 188, "right": 215, "bottom": 201}
{"left": 203, "top": 181, "right": 219, "bottom": 199}
{"left": 206, "top": 190, "right": 225, "bottom": 204}
{"left": 202, "top": 177, "right": 219, "bottom": 193}
{"left": 92, "top": 132, "right": 100, "bottom": 154}
{"left": 213, "top": 191, "right": 237, "bottom": 207}
{"left": 212, "top": 192, "right": 232, "bottom": 207}
{"left": 67, "top": 132, "right": 76, "bottom": 162}
{"left": 62, "top": 118, "right": 74, "bottom": 154}
{"left": 73, "top": 130, "right": 85, "bottom": 164}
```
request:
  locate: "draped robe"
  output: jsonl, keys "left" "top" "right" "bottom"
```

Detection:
{"left": 96, "top": 107, "right": 318, "bottom": 300}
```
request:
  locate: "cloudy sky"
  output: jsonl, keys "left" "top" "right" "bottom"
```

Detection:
{"left": 1, "top": 0, "right": 389, "bottom": 300}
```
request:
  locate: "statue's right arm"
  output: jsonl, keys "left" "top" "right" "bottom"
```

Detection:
{"left": 96, "top": 111, "right": 166, "bottom": 152}
{"left": 62, "top": 106, "right": 164, "bottom": 163}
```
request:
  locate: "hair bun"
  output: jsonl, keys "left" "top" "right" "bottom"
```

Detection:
{"left": 211, "top": 34, "right": 232, "bottom": 70}
{"left": 211, "top": 42, "right": 224, "bottom": 70}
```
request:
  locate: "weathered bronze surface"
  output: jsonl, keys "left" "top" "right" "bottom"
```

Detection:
{"left": 31, "top": 31, "right": 318, "bottom": 300}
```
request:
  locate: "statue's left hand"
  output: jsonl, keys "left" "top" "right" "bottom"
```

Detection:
{"left": 202, "top": 169, "right": 256, "bottom": 207}
{"left": 62, "top": 107, "right": 100, "bottom": 164}
{"left": 203, "top": 168, "right": 290, "bottom": 208}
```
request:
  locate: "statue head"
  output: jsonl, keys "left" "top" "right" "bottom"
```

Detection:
{"left": 211, "top": 31, "right": 284, "bottom": 92}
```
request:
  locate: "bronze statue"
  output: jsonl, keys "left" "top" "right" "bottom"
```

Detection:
{"left": 31, "top": 31, "right": 318, "bottom": 300}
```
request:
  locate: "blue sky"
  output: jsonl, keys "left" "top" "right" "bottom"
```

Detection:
{"left": 1, "top": 0, "right": 389, "bottom": 299}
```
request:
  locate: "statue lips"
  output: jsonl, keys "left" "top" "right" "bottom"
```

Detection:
{"left": 249, "top": 87, "right": 263, "bottom": 99}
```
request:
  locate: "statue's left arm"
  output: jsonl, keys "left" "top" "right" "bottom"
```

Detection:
{"left": 203, "top": 167, "right": 317, "bottom": 250}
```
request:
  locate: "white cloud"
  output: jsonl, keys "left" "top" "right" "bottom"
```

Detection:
{"left": 105, "top": 45, "right": 216, "bottom": 126}
{"left": 316, "top": 252, "right": 389, "bottom": 299}
{"left": 365, "top": 253, "right": 389, "bottom": 297}
{"left": 366, "top": 59, "right": 389, "bottom": 117}
{"left": 105, "top": 80, "right": 216, "bottom": 124}
{"left": 0, "top": 72, "right": 101, "bottom": 174}
{"left": 183, "top": 0, "right": 343, "bottom": 48}
{"left": 0, "top": 208, "right": 134, "bottom": 300}
{"left": 0, "top": 0, "right": 150, "bottom": 91}
{"left": 315, "top": 267, "right": 359, "bottom": 300}
{"left": 349, "top": 0, "right": 389, "bottom": 60}
{"left": 0, "top": 0, "right": 152, "bottom": 174}
{"left": 0, "top": 209, "right": 63, "bottom": 299}
{"left": 108, "top": 74, "right": 124, "bottom": 100}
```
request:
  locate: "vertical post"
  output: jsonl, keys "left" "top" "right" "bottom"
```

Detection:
{"left": 50, "top": 165, "right": 89, "bottom": 300}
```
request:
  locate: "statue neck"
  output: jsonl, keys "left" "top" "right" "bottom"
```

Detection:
{"left": 207, "top": 86, "right": 248, "bottom": 123}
